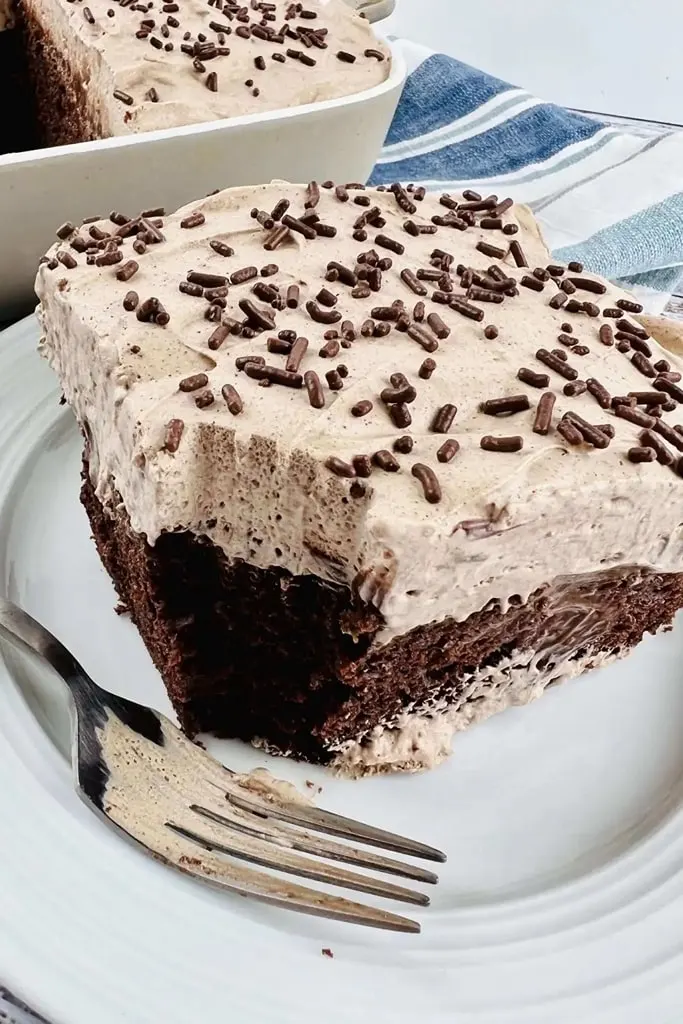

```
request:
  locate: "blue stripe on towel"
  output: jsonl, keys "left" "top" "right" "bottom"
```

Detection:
{"left": 374, "top": 104, "right": 604, "bottom": 185}
{"left": 554, "top": 192, "right": 683, "bottom": 280}
{"left": 374, "top": 44, "right": 683, "bottom": 309}
{"left": 385, "top": 54, "right": 513, "bottom": 145}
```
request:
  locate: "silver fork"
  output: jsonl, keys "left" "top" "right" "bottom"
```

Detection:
{"left": 0, "top": 598, "right": 444, "bottom": 933}
{"left": 348, "top": 0, "right": 396, "bottom": 24}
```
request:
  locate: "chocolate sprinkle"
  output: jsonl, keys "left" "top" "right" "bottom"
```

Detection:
{"left": 628, "top": 446, "right": 656, "bottom": 464}
{"left": 518, "top": 367, "right": 549, "bottom": 389}
{"left": 654, "top": 377, "right": 683, "bottom": 403}
{"left": 614, "top": 404, "right": 656, "bottom": 429}
{"left": 431, "top": 403, "right": 457, "bottom": 434}
{"left": 373, "top": 450, "right": 400, "bottom": 472}
{"left": 549, "top": 292, "right": 568, "bottom": 310}
{"left": 304, "top": 370, "right": 325, "bottom": 408}
{"left": 480, "top": 394, "right": 530, "bottom": 416}
{"left": 325, "top": 456, "right": 355, "bottom": 478}
{"left": 427, "top": 312, "right": 450, "bottom": 339}
{"left": 220, "top": 383, "right": 243, "bottom": 415}
{"left": 533, "top": 392, "right": 555, "bottom": 435}
{"left": 654, "top": 420, "right": 683, "bottom": 451}
{"left": 164, "top": 418, "right": 184, "bottom": 453}
{"left": 599, "top": 324, "right": 615, "bottom": 347}
{"left": 208, "top": 324, "right": 231, "bottom": 350}
{"left": 116, "top": 259, "right": 139, "bottom": 282}
{"left": 556, "top": 419, "right": 583, "bottom": 446}
{"left": 307, "top": 300, "right": 341, "bottom": 325}
{"left": 305, "top": 181, "right": 321, "bottom": 209}
{"left": 179, "top": 372, "right": 209, "bottom": 393}
{"left": 325, "top": 369, "right": 343, "bottom": 391}
{"left": 400, "top": 269, "right": 428, "bottom": 296}
{"left": 568, "top": 277, "right": 607, "bottom": 294}
{"left": 319, "top": 338, "right": 340, "bottom": 358}
{"left": 231, "top": 266, "right": 258, "bottom": 285}
{"left": 195, "top": 390, "right": 215, "bottom": 409}
{"left": 449, "top": 297, "right": 484, "bottom": 322}
{"left": 480, "top": 435, "right": 523, "bottom": 453}
{"left": 181, "top": 211, "right": 205, "bottom": 229}
{"left": 390, "top": 403, "right": 412, "bottom": 429}
{"left": 375, "top": 234, "right": 405, "bottom": 255}
{"left": 437, "top": 438, "right": 460, "bottom": 463}
{"left": 351, "top": 400, "right": 373, "bottom": 417}
{"left": 476, "top": 241, "right": 506, "bottom": 260}
{"left": 536, "top": 348, "right": 578, "bottom": 381}
{"left": 123, "top": 290, "right": 139, "bottom": 311}
{"left": 393, "top": 435, "right": 413, "bottom": 454}
{"left": 245, "top": 363, "right": 302, "bottom": 388}
{"left": 285, "top": 337, "right": 308, "bottom": 373}
{"left": 263, "top": 226, "right": 292, "bottom": 250}
{"left": 419, "top": 358, "right": 436, "bottom": 379}
{"left": 509, "top": 240, "right": 528, "bottom": 268}
{"left": 411, "top": 463, "right": 441, "bottom": 503}
{"left": 631, "top": 352, "right": 656, "bottom": 378}
{"left": 563, "top": 381, "right": 587, "bottom": 397}
{"left": 586, "top": 378, "right": 611, "bottom": 409}
{"left": 640, "top": 428, "right": 674, "bottom": 466}
{"left": 616, "top": 298, "right": 644, "bottom": 313}
{"left": 406, "top": 323, "right": 439, "bottom": 352}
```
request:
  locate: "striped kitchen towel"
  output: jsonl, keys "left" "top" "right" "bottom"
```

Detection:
{"left": 371, "top": 42, "right": 683, "bottom": 314}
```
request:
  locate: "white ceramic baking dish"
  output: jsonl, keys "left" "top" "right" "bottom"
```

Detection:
{"left": 0, "top": 2, "right": 403, "bottom": 319}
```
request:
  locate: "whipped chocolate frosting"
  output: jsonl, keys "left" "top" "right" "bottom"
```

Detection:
{"left": 36, "top": 182, "right": 683, "bottom": 645}
{"left": 21, "top": 0, "right": 390, "bottom": 134}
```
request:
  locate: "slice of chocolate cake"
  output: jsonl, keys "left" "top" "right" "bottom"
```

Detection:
{"left": 36, "top": 182, "right": 683, "bottom": 775}
{"left": 6, "top": 0, "right": 390, "bottom": 149}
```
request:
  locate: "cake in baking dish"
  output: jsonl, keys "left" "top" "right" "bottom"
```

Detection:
{"left": 0, "top": 0, "right": 390, "bottom": 153}
{"left": 36, "top": 181, "right": 683, "bottom": 775}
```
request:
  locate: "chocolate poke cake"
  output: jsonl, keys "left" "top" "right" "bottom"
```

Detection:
{"left": 0, "top": 0, "right": 390, "bottom": 154}
{"left": 36, "top": 181, "right": 683, "bottom": 775}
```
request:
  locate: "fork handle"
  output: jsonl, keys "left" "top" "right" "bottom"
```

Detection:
{"left": 0, "top": 597, "right": 94, "bottom": 693}
{"left": 0, "top": 596, "right": 166, "bottom": 752}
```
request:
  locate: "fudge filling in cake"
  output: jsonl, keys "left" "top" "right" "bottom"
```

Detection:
{"left": 3, "top": 0, "right": 390, "bottom": 151}
{"left": 36, "top": 182, "right": 683, "bottom": 774}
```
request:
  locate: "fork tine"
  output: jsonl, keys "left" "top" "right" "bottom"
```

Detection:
{"left": 168, "top": 834, "right": 421, "bottom": 933}
{"left": 166, "top": 821, "right": 430, "bottom": 906}
{"left": 191, "top": 804, "right": 439, "bottom": 884}
{"left": 224, "top": 786, "right": 446, "bottom": 862}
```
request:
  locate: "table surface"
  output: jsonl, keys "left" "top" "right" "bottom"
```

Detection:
{"left": 383, "top": 0, "right": 683, "bottom": 126}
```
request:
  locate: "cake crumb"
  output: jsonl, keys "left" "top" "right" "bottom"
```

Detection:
{"left": 305, "top": 780, "right": 322, "bottom": 795}
{"left": 179, "top": 855, "right": 202, "bottom": 867}
{"left": 321, "top": 948, "right": 334, "bottom": 959}
{"left": 193, "top": 737, "right": 206, "bottom": 749}
{"left": 114, "top": 601, "right": 129, "bottom": 616}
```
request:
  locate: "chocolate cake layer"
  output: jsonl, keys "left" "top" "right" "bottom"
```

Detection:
{"left": 82, "top": 462, "right": 683, "bottom": 771}
{"left": 19, "top": 4, "right": 100, "bottom": 148}
{"left": 0, "top": 22, "right": 39, "bottom": 154}
{"left": 20, "top": 5, "right": 101, "bottom": 147}
{"left": 16, "top": 0, "right": 390, "bottom": 140}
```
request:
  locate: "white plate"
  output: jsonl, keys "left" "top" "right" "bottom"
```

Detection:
{"left": 2, "top": 314, "right": 683, "bottom": 1024}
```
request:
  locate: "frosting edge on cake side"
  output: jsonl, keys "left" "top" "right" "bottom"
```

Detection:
{"left": 36, "top": 181, "right": 683, "bottom": 647}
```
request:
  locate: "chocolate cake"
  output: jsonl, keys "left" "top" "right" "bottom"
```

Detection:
{"left": 0, "top": 0, "right": 390, "bottom": 153}
{"left": 36, "top": 182, "right": 683, "bottom": 775}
